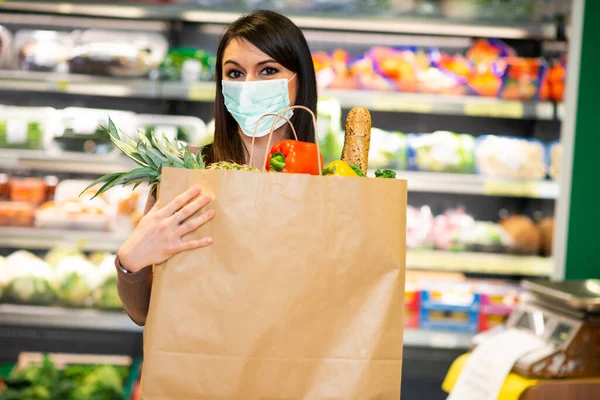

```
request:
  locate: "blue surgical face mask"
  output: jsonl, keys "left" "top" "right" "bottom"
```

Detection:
{"left": 222, "top": 74, "right": 296, "bottom": 138}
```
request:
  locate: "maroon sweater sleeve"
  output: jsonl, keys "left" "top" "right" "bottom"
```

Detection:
{"left": 115, "top": 258, "right": 152, "bottom": 326}
{"left": 115, "top": 188, "right": 157, "bottom": 326}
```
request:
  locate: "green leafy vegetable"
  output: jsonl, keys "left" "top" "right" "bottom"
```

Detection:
{"left": 374, "top": 169, "right": 397, "bottom": 179}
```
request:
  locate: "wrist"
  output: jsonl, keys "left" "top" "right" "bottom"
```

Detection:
{"left": 117, "top": 247, "right": 145, "bottom": 274}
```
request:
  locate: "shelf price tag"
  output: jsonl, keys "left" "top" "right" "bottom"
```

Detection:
{"left": 47, "top": 79, "right": 69, "bottom": 92}
{"left": 464, "top": 100, "right": 524, "bottom": 119}
{"left": 373, "top": 95, "right": 433, "bottom": 114}
{"left": 483, "top": 181, "right": 541, "bottom": 198}
{"left": 187, "top": 84, "right": 215, "bottom": 102}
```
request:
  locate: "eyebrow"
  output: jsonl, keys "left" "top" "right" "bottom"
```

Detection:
{"left": 223, "top": 58, "right": 278, "bottom": 67}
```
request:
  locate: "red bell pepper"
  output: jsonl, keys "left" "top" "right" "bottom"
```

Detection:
{"left": 266, "top": 140, "right": 323, "bottom": 175}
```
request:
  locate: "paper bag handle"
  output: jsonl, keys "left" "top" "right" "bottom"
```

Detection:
{"left": 249, "top": 105, "right": 322, "bottom": 173}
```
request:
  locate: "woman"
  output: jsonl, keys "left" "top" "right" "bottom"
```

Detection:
{"left": 115, "top": 10, "right": 318, "bottom": 325}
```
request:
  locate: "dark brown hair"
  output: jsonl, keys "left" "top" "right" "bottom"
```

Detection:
{"left": 206, "top": 10, "right": 318, "bottom": 165}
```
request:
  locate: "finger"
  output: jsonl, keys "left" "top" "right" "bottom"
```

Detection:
{"left": 158, "top": 186, "right": 201, "bottom": 217}
{"left": 173, "top": 194, "right": 212, "bottom": 223}
{"left": 175, "top": 237, "right": 213, "bottom": 252}
{"left": 177, "top": 209, "right": 215, "bottom": 236}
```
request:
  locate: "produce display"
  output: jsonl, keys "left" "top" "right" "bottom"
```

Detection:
{"left": 406, "top": 206, "right": 552, "bottom": 257}
{"left": 549, "top": 141, "right": 562, "bottom": 180}
{"left": 475, "top": 135, "right": 547, "bottom": 180}
{"left": 0, "top": 175, "right": 147, "bottom": 232}
{"left": 408, "top": 131, "right": 475, "bottom": 174}
{"left": 0, "top": 106, "right": 57, "bottom": 151}
{"left": 13, "top": 29, "right": 168, "bottom": 78}
{"left": 160, "top": 47, "right": 216, "bottom": 82}
{"left": 0, "top": 354, "right": 132, "bottom": 400}
{"left": 313, "top": 39, "right": 567, "bottom": 102}
{"left": 0, "top": 248, "right": 119, "bottom": 309}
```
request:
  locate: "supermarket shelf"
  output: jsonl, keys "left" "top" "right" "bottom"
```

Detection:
{"left": 0, "top": 227, "right": 126, "bottom": 252}
{"left": 0, "top": 73, "right": 557, "bottom": 120}
{"left": 407, "top": 250, "right": 553, "bottom": 277}
{"left": 0, "top": 304, "right": 473, "bottom": 349}
{"left": 0, "top": 1, "right": 556, "bottom": 39}
{"left": 395, "top": 171, "right": 559, "bottom": 199}
{"left": 0, "top": 149, "right": 134, "bottom": 174}
{"left": 0, "top": 304, "right": 141, "bottom": 332}
{"left": 0, "top": 228, "right": 553, "bottom": 278}
{"left": 167, "top": 81, "right": 557, "bottom": 120}
{"left": 0, "top": 70, "right": 159, "bottom": 99}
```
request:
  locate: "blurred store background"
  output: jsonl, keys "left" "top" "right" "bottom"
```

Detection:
{"left": 0, "top": 1, "right": 585, "bottom": 399}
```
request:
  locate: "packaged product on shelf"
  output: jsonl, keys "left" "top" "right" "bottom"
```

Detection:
{"left": 14, "top": 30, "right": 73, "bottom": 72}
{"left": 461, "top": 221, "right": 514, "bottom": 254}
{"left": 427, "top": 49, "right": 470, "bottom": 96}
{"left": 475, "top": 135, "right": 547, "bottom": 180}
{"left": 0, "top": 106, "right": 59, "bottom": 150}
{"left": 500, "top": 57, "right": 547, "bottom": 101}
{"left": 430, "top": 207, "right": 476, "bottom": 252}
{"left": 537, "top": 216, "right": 554, "bottom": 257}
{"left": 316, "top": 97, "right": 343, "bottom": 164}
{"left": 160, "top": 47, "right": 216, "bottom": 82}
{"left": 0, "top": 173, "right": 7, "bottom": 199}
{"left": 404, "top": 281, "right": 420, "bottom": 329}
{"left": 365, "top": 46, "right": 426, "bottom": 92}
{"left": 112, "top": 184, "right": 150, "bottom": 235}
{"left": 67, "top": 30, "right": 168, "bottom": 77}
{"left": 327, "top": 49, "right": 360, "bottom": 90}
{"left": 419, "top": 282, "right": 480, "bottom": 333}
{"left": 368, "top": 128, "right": 407, "bottom": 169}
{"left": 548, "top": 140, "right": 562, "bottom": 180}
{"left": 499, "top": 214, "right": 541, "bottom": 255}
{"left": 477, "top": 281, "right": 520, "bottom": 332}
{"left": 1, "top": 251, "right": 56, "bottom": 306}
{"left": 49, "top": 107, "right": 137, "bottom": 155}
{"left": 465, "top": 39, "right": 513, "bottom": 97}
{"left": 35, "top": 179, "right": 112, "bottom": 231}
{"left": 8, "top": 177, "right": 47, "bottom": 204}
{"left": 466, "top": 38, "right": 516, "bottom": 65}
{"left": 406, "top": 205, "right": 434, "bottom": 249}
{"left": 407, "top": 131, "right": 475, "bottom": 173}
{"left": 549, "top": 58, "right": 566, "bottom": 103}
{"left": 0, "top": 25, "right": 13, "bottom": 69}
{"left": 0, "top": 201, "right": 35, "bottom": 226}
{"left": 137, "top": 114, "right": 207, "bottom": 147}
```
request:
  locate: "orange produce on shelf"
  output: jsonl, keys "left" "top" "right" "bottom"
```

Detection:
{"left": 549, "top": 61, "right": 566, "bottom": 102}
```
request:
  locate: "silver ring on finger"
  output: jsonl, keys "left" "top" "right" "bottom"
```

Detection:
{"left": 175, "top": 212, "right": 182, "bottom": 222}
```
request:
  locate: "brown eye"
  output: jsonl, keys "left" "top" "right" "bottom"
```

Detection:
{"left": 261, "top": 67, "right": 279, "bottom": 76}
{"left": 226, "top": 70, "right": 243, "bottom": 79}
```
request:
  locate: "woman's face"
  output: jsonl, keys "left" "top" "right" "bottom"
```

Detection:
{"left": 222, "top": 38, "right": 298, "bottom": 105}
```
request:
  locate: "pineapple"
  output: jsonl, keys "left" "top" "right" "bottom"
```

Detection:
{"left": 207, "top": 162, "right": 258, "bottom": 172}
{"left": 82, "top": 118, "right": 257, "bottom": 199}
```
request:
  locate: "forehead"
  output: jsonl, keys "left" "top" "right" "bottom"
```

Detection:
{"left": 222, "top": 38, "right": 274, "bottom": 64}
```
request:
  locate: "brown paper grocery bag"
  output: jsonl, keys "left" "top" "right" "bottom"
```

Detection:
{"left": 141, "top": 166, "right": 407, "bottom": 400}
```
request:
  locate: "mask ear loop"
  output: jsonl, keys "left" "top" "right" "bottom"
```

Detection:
{"left": 260, "top": 105, "right": 322, "bottom": 173}
{"left": 249, "top": 114, "right": 298, "bottom": 168}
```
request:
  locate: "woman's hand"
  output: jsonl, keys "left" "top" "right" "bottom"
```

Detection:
{"left": 117, "top": 186, "right": 215, "bottom": 273}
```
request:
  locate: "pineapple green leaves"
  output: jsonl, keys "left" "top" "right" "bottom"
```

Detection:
{"left": 81, "top": 117, "right": 205, "bottom": 199}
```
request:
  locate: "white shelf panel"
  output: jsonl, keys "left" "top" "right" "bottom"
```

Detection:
{"left": 407, "top": 250, "right": 553, "bottom": 277}
{"left": 395, "top": 171, "right": 559, "bottom": 199}
{"left": 0, "top": 227, "right": 127, "bottom": 252}
{"left": 0, "top": 1, "right": 556, "bottom": 39}
{"left": 0, "top": 70, "right": 159, "bottom": 98}
{"left": 167, "top": 81, "right": 556, "bottom": 120}
{"left": 0, "top": 305, "right": 472, "bottom": 348}
{"left": 0, "top": 149, "right": 135, "bottom": 174}
{"left": 0, "top": 72, "right": 556, "bottom": 120}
